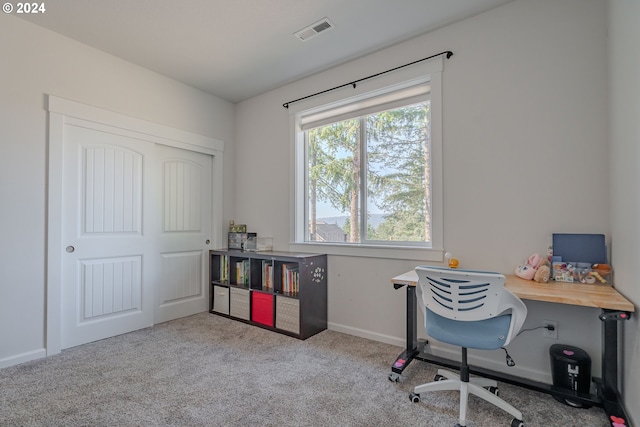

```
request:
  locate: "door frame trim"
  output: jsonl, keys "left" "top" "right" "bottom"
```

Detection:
{"left": 46, "top": 95, "right": 224, "bottom": 355}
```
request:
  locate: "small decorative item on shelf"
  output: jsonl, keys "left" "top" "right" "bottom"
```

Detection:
{"left": 243, "top": 236, "right": 273, "bottom": 252}
{"left": 258, "top": 237, "right": 273, "bottom": 251}
{"left": 445, "top": 252, "right": 459, "bottom": 269}
{"left": 228, "top": 232, "right": 256, "bottom": 250}
{"left": 228, "top": 232, "right": 242, "bottom": 249}
{"left": 228, "top": 220, "right": 247, "bottom": 233}
{"left": 243, "top": 236, "right": 257, "bottom": 251}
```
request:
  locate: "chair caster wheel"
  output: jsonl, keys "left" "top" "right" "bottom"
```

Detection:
{"left": 511, "top": 419, "right": 524, "bottom": 427}
{"left": 434, "top": 374, "right": 446, "bottom": 381}
{"left": 487, "top": 386, "right": 499, "bottom": 396}
{"left": 388, "top": 372, "right": 400, "bottom": 382}
{"left": 409, "top": 392, "right": 420, "bottom": 403}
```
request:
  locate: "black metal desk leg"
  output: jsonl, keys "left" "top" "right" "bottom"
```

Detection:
{"left": 406, "top": 284, "right": 417, "bottom": 350}
{"left": 598, "top": 309, "right": 632, "bottom": 426}
{"left": 389, "top": 284, "right": 421, "bottom": 381}
{"left": 601, "top": 311, "right": 618, "bottom": 400}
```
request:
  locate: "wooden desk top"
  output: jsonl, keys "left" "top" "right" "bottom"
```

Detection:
{"left": 392, "top": 270, "right": 634, "bottom": 312}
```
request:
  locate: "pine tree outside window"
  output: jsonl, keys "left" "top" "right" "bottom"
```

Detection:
{"left": 305, "top": 102, "right": 430, "bottom": 246}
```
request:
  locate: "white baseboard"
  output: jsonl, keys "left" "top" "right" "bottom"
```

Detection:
{"left": 328, "top": 322, "right": 406, "bottom": 348}
{"left": 0, "top": 348, "right": 46, "bottom": 369}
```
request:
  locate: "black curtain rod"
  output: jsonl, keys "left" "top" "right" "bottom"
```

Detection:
{"left": 282, "top": 50, "right": 453, "bottom": 109}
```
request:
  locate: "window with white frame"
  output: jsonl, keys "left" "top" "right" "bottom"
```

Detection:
{"left": 291, "top": 58, "right": 443, "bottom": 260}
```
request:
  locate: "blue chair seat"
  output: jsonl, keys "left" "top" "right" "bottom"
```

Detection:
{"left": 426, "top": 309, "right": 512, "bottom": 350}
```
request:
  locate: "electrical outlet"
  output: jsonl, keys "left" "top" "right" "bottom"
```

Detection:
{"left": 543, "top": 320, "right": 558, "bottom": 339}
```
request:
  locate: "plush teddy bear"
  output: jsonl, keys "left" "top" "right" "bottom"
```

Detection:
{"left": 515, "top": 253, "right": 544, "bottom": 280}
{"left": 533, "top": 259, "right": 551, "bottom": 283}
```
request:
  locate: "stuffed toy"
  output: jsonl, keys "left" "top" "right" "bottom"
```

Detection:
{"left": 533, "top": 259, "right": 551, "bottom": 283}
{"left": 515, "top": 253, "right": 544, "bottom": 280}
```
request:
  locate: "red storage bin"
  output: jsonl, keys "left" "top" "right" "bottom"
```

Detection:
{"left": 251, "top": 291, "right": 274, "bottom": 327}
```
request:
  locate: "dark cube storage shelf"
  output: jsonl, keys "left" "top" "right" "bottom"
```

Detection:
{"left": 209, "top": 250, "right": 327, "bottom": 339}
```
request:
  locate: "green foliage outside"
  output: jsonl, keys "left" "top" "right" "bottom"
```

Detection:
{"left": 307, "top": 102, "right": 431, "bottom": 243}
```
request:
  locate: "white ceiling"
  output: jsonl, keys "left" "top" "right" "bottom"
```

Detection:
{"left": 18, "top": 0, "right": 513, "bottom": 103}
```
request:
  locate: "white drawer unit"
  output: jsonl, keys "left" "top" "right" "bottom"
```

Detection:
{"left": 212, "top": 285, "right": 229, "bottom": 315}
{"left": 276, "top": 296, "right": 300, "bottom": 335}
{"left": 229, "top": 287, "right": 250, "bottom": 320}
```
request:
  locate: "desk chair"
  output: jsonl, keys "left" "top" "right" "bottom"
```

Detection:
{"left": 410, "top": 266, "right": 527, "bottom": 427}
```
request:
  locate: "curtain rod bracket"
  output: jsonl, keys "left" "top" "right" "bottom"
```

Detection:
{"left": 282, "top": 50, "right": 452, "bottom": 109}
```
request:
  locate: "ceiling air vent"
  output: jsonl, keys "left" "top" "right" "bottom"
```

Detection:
{"left": 294, "top": 17, "right": 335, "bottom": 41}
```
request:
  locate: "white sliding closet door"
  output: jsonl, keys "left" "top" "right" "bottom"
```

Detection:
{"left": 155, "top": 145, "right": 212, "bottom": 323}
{"left": 61, "top": 123, "right": 158, "bottom": 349}
{"left": 49, "top": 96, "right": 223, "bottom": 352}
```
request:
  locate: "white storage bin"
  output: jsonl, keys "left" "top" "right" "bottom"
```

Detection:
{"left": 212, "top": 285, "right": 229, "bottom": 315}
{"left": 276, "top": 296, "right": 300, "bottom": 334}
{"left": 230, "top": 287, "right": 250, "bottom": 320}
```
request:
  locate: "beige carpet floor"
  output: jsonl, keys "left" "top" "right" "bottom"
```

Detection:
{"left": 0, "top": 313, "right": 609, "bottom": 426}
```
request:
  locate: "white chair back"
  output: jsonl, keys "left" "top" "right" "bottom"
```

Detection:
{"left": 415, "top": 265, "right": 527, "bottom": 346}
{"left": 416, "top": 266, "right": 504, "bottom": 321}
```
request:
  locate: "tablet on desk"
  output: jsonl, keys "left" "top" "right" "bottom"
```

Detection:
{"left": 552, "top": 233, "right": 606, "bottom": 264}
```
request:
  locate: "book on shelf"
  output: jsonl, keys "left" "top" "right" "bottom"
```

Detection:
{"left": 235, "top": 259, "right": 250, "bottom": 285}
{"left": 262, "top": 260, "right": 273, "bottom": 290}
{"left": 220, "top": 255, "right": 229, "bottom": 282}
{"left": 282, "top": 263, "right": 299, "bottom": 295}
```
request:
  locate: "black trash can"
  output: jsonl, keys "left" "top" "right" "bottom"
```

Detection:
{"left": 549, "top": 344, "right": 592, "bottom": 407}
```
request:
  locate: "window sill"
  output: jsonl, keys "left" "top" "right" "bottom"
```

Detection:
{"left": 288, "top": 242, "right": 444, "bottom": 261}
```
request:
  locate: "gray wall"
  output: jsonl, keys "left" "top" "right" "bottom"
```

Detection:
{"left": 234, "top": 0, "right": 622, "bottom": 397}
